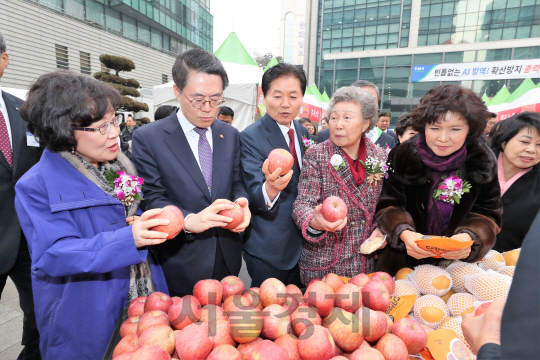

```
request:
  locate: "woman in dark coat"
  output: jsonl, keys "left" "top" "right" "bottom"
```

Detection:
{"left": 375, "top": 84, "right": 503, "bottom": 275}
{"left": 489, "top": 112, "right": 540, "bottom": 252}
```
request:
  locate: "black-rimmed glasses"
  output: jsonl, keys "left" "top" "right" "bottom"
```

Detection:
{"left": 184, "top": 93, "right": 225, "bottom": 109}
{"left": 73, "top": 115, "right": 122, "bottom": 135}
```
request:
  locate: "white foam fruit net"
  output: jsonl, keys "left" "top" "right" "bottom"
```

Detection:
{"left": 410, "top": 265, "right": 453, "bottom": 297}
{"left": 439, "top": 316, "right": 472, "bottom": 351}
{"left": 413, "top": 295, "right": 449, "bottom": 330}
{"left": 393, "top": 280, "right": 421, "bottom": 300}
{"left": 436, "top": 260, "right": 455, "bottom": 270}
{"left": 447, "top": 293, "right": 477, "bottom": 317}
{"left": 445, "top": 261, "right": 485, "bottom": 293}
{"left": 477, "top": 250, "right": 506, "bottom": 271}
{"left": 497, "top": 266, "right": 515, "bottom": 277}
{"left": 464, "top": 270, "right": 512, "bottom": 301}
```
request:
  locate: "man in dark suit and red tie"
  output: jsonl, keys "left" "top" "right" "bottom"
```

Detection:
{"left": 132, "top": 49, "right": 250, "bottom": 297}
{"left": 0, "top": 29, "right": 42, "bottom": 360}
{"left": 240, "top": 63, "right": 309, "bottom": 287}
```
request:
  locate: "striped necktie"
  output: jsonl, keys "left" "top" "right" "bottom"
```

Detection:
{"left": 193, "top": 127, "right": 213, "bottom": 194}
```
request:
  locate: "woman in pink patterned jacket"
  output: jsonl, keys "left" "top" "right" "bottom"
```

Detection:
{"left": 292, "top": 86, "right": 387, "bottom": 285}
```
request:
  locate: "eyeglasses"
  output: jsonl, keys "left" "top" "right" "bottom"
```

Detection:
{"left": 73, "top": 115, "right": 122, "bottom": 135}
{"left": 184, "top": 93, "right": 225, "bottom": 109}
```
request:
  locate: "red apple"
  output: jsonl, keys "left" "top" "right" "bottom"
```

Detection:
{"left": 283, "top": 294, "right": 300, "bottom": 315}
{"left": 322, "top": 273, "right": 345, "bottom": 292}
{"left": 120, "top": 316, "right": 140, "bottom": 338}
{"left": 130, "top": 345, "right": 172, "bottom": 360}
{"left": 221, "top": 276, "right": 245, "bottom": 300}
{"left": 193, "top": 279, "right": 223, "bottom": 306}
{"left": 228, "top": 308, "right": 264, "bottom": 344}
{"left": 128, "top": 296, "right": 147, "bottom": 318}
{"left": 335, "top": 283, "right": 362, "bottom": 313}
{"left": 208, "top": 319, "right": 236, "bottom": 349}
{"left": 286, "top": 284, "right": 303, "bottom": 298}
{"left": 112, "top": 334, "right": 138, "bottom": 358}
{"left": 392, "top": 317, "right": 428, "bottom": 354}
{"left": 371, "top": 272, "right": 395, "bottom": 295}
{"left": 201, "top": 304, "right": 228, "bottom": 324}
{"left": 349, "top": 273, "right": 370, "bottom": 288}
{"left": 475, "top": 302, "right": 492, "bottom": 316}
{"left": 305, "top": 281, "right": 335, "bottom": 317}
{"left": 355, "top": 308, "right": 387, "bottom": 342}
{"left": 330, "top": 357, "right": 348, "bottom": 360}
{"left": 323, "top": 308, "right": 363, "bottom": 352}
{"left": 349, "top": 346, "right": 385, "bottom": 360}
{"left": 250, "top": 339, "right": 289, "bottom": 359}
{"left": 168, "top": 295, "right": 202, "bottom": 330}
{"left": 243, "top": 288, "right": 263, "bottom": 311}
{"left": 321, "top": 196, "right": 347, "bottom": 222}
{"left": 261, "top": 304, "right": 291, "bottom": 340}
{"left": 382, "top": 312, "right": 394, "bottom": 334}
{"left": 175, "top": 322, "right": 213, "bottom": 360}
{"left": 171, "top": 296, "right": 181, "bottom": 305}
{"left": 218, "top": 202, "right": 245, "bottom": 230}
{"left": 112, "top": 352, "right": 133, "bottom": 360}
{"left": 290, "top": 304, "right": 322, "bottom": 336}
{"left": 138, "top": 323, "right": 175, "bottom": 355}
{"left": 268, "top": 148, "right": 294, "bottom": 175}
{"left": 223, "top": 294, "right": 257, "bottom": 313}
{"left": 275, "top": 334, "right": 301, "bottom": 360}
{"left": 237, "top": 337, "right": 263, "bottom": 358}
{"left": 298, "top": 325, "right": 336, "bottom": 360}
{"left": 137, "top": 310, "right": 170, "bottom": 336}
{"left": 150, "top": 205, "right": 184, "bottom": 240}
{"left": 374, "top": 334, "right": 409, "bottom": 360}
{"left": 361, "top": 281, "right": 390, "bottom": 311}
{"left": 207, "top": 344, "right": 242, "bottom": 360}
{"left": 145, "top": 292, "right": 173, "bottom": 313}
{"left": 305, "top": 278, "right": 321, "bottom": 289}
{"left": 260, "top": 278, "right": 287, "bottom": 308}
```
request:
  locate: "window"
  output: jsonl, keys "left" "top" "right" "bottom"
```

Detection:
{"left": 284, "top": 12, "right": 294, "bottom": 63}
{"left": 162, "top": 74, "right": 168, "bottom": 84}
{"left": 80, "top": 51, "right": 91, "bottom": 75}
{"left": 55, "top": 44, "right": 68, "bottom": 70}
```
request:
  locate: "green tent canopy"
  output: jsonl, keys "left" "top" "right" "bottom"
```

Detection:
{"left": 264, "top": 58, "right": 279, "bottom": 72}
{"left": 536, "top": 81, "right": 540, "bottom": 88}
{"left": 506, "top": 78, "right": 536, "bottom": 104}
{"left": 488, "top": 85, "right": 511, "bottom": 106}
{"left": 322, "top": 91, "right": 331, "bottom": 103}
{"left": 310, "top": 85, "right": 325, "bottom": 102}
{"left": 481, "top": 93, "right": 490, "bottom": 105}
{"left": 305, "top": 87, "right": 313, "bottom": 95}
{"left": 214, "top": 32, "right": 257, "bottom": 66}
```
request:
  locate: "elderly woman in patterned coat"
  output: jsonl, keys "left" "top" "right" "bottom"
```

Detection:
{"left": 292, "top": 86, "right": 387, "bottom": 285}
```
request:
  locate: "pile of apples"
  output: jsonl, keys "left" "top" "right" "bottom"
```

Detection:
{"left": 112, "top": 272, "right": 428, "bottom": 360}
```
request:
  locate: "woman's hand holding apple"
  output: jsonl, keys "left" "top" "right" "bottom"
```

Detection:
{"left": 132, "top": 209, "right": 170, "bottom": 248}
{"left": 309, "top": 204, "right": 347, "bottom": 232}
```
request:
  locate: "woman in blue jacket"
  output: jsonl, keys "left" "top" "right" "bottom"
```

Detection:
{"left": 14, "top": 72, "right": 171, "bottom": 360}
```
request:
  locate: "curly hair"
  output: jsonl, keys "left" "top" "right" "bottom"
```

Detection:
{"left": 395, "top": 113, "right": 413, "bottom": 137}
{"left": 410, "top": 84, "right": 489, "bottom": 142}
{"left": 20, "top": 71, "right": 122, "bottom": 152}
{"left": 329, "top": 86, "right": 378, "bottom": 131}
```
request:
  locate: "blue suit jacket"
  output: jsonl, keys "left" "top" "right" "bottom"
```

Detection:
{"left": 132, "top": 112, "right": 248, "bottom": 295}
{"left": 240, "top": 114, "right": 309, "bottom": 270}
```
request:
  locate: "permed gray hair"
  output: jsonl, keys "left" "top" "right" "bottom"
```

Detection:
{"left": 0, "top": 30, "right": 6, "bottom": 54}
{"left": 351, "top": 80, "right": 380, "bottom": 99}
{"left": 329, "top": 86, "right": 378, "bottom": 131}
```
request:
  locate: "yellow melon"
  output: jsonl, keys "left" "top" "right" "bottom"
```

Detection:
{"left": 411, "top": 265, "right": 453, "bottom": 297}
{"left": 446, "top": 261, "right": 485, "bottom": 293}
{"left": 464, "top": 271, "right": 512, "bottom": 301}
{"left": 478, "top": 250, "right": 506, "bottom": 271}
{"left": 395, "top": 268, "right": 414, "bottom": 281}
{"left": 414, "top": 295, "right": 449, "bottom": 330}
{"left": 440, "top": 289, "right": 456, "bottom": 303}
{"left": 502, "top": 249, "right": 520, "bottom": 266}
{"left": 439, "top": 316, "right": 472, "bottom": 351}
{"left": 497, "top": 266, "right": 515, "bottom": 277}
{"left": 420, "top": 307, "right": 445, "bottom": 323}
{"left": 447, "top": 293, "right": 477, "bottom": 317}
{"left": 393, "top": 280, "right": 420, "bottom": 300}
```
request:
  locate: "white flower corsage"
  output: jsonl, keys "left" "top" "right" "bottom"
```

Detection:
{"left": 302, "top": 136, "right": 316, "bottom": 150}
{"left": 360, "top": 155, "right": 389, "bottom": 186}
{"left": 330, "top": 154, "right": 346, "bottom": 170}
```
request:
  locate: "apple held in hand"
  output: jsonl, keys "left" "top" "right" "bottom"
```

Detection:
{"left": 150, "top": 205, "right": 184, "bottom": 240}
{"left": 321, "top": 196, "right": 347, "bottom": 222}
{"left": 218, "top": 202, "right": 244, "bottom": 230}
{"left": 268, "top": 149, "right": 294, "bottom": 175}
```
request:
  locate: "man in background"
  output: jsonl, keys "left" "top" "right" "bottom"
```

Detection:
{"left": 377, "top": 111, "right": 398, "bottom": 142}
{"left": 154, "top": 105, "right": 177, "bottom": 121}
{"left": 298, "top": 117, "right": 316, "bottom": 141}
{"left": 121, "top": 114, "right": 138, "bottom": 159}
{"left": 481, "top": 112, "right": 497, "bottom": 143}
{"left": 217, "top": 106, "right": 234, "bottom": 125}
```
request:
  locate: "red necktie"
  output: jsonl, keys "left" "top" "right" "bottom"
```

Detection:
{"left": 0, "top": 110, "right": 12, "bottom": 167}
{"left": 288, "top": 128, "right": 300, "bottom": 170}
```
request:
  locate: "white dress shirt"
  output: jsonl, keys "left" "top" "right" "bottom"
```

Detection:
{"left": 263, "top": 122, "right": 303, "bottom": 209}
{"left": 0, "top": 86, "right": 13, "bottom": 148}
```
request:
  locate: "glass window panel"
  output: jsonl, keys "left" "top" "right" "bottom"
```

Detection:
{"left": 487, "top": 28, "right": 502, "bottom": 41}
{"left": 413, "top": 53, "right": 443, "bottom": 65}
{"left": 360, "top": 57, "right": 384, "bottom": 67}
{"left": 427, "top": 33, "right": 439, "bottom": 45}
{"left": 138, "top": 22, "right": 151, "bottom": 43}
{"left": 376, "top": 34, "right": 388, "bottom": 44}
{"left": 353, "top": 37, "right": 364, "bottom": 46}
{"left": 502, "top": 27, "right": 517, "bottom": 40}
{"left": 354, "top": 27, "right": 365, "bottom": 36}
{"left": 456, "top": 0, "right": 467, "bottom": 13}
{"left": 419, "top": 17, "right": 429, "bottom": 31}
{"left": 455, "top": 13, "right": 466, "bottom": 28}
{"left": 378, "top": 5, "right": 390, "bottom": 19}
{"left": 366, "top": 7, "right": 377, "bottom": 20}
{"left": 519, "top": 6, "right": 535, "bottom": 21}
{"left": 400, "top": 38, "right": 408, "bottom": 48}
{"left": 430, "top": 3, "right": 442, "bottom": 16}
{"left": 390, "top": 4, "right": 400, "bottom": 18}
{"left": 355, "top": 8, "right": 366, "bottom": 22}
{"left": 465, "top": 12, "right": 478, "bottom": 26}
{"left": 151, "top": 27, "right": 163, "bottom": 48}
{"left": 377, "top": 24, "right": 389, "bottom": 33}
{"left": 344, "top": 9, "right": 355, "bottom": 22}
{"left": 420, "top": 5, "right": 430, "bottom": 18}
{"left": 480, "top": 0, "right": 493, "bottom": 11}
{"left": 359, "top": 67, "right": 384, "bottom": 81}
{"left": 342, "top": 37, "right": 353, "bottom": 46}
{"left": 522, "top": 0, "right": 535, "bottom": 5}
{"left": 332, "top": 29, "right": 343, "bottom": 38}
{"left": 442, "top": 2, "right": 454, "bottom": 15}
{"left": 366, "top": 25, "right": 376, "bottom": 35}
{"left": 386, "top": 55, "right": 412, "bottom": 66}
{"left": 336, "top": 59, "right": 358, "bottom": 68}
{"left": 123, "top": 15, "right": 137, "bottom": 39}
{"left": 364, "top": 35, "right": 375, "bottom": 45}
{"left": 86, "top": 0, "right": 105, "bottom": 25}
{"left": 514, "top": 46, "right": 540, "bottom": 59}
{"left": 505, "top": 8, "right": 519, "bottom": 23}
{"left": 429, "top": 17, "right": 441, "bottom": 30}
{"left": 440, "top": 15, "right": 453, "bottom": 28}
{"left": 452, "top": 31, "right": 464, "bottom": 43}
{"left": 343, "top": 28, "right": 353, "bottom": 37}
{"left": 492, "top": 0, "right": 507, "bottom": 10}
{"left": 331, "top": 38, "right": 342, "bottom": 47}
{"left": 65, "top": 0, "right": 84, "bottom": 19}
{"left": 323, "top": 30, "right": 332, "bottom": 39}
{"left": 323, "top": 60, "right": 334, "bottom": 70}
{"left": 389, "top": 23, "right": 399, "bottom": 32}
{"left": 463, "top": 30, "right": 476, "bottom": 43}
{"left": 335, "top": 69, "right": 358, "bottom": 88}
{"left": 388, "top": 33, "right": 399, "bottom": 43}
{"left": 516, "top": 26, "right": 531, "bottom": 38}
{"left": 412, "top": 82, "right": 434, "bottom": 98}
{"left": 444, "top": 51, "right": 464, "bottom": 63}
{"left": 105, "top": 7, "right": 122, "bottom": 32}
{"left": 322, "top": 39, "right": 331, "bottom": 48}
{"left": 163, "top": 33, "right": 170, "bottom": 50}
{"left": 480, "top": 11, "right": 491, "bottom": 25}
{"left": 439, "top": 33, "right": 452, "bottom": 44}
{"left": 417, "top": 35, "right": 427, "bottom": 46}
{"left": 385, "top": 67, "right": 410, "bottom": 82}
{"left": 506, "top": 0, "right": 520, "bottom": 8}
{"left": 334, "top": 11, "right": 343, "bottom": 23}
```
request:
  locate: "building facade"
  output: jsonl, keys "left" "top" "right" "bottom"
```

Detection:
{"left": 0, "top": 0, "right": 212, "bottom": 90}
{"left": 280, "top": 0, "right": 307, "bottom": 66}
{"left": 304, "top": 0, "right": 540, "bottom": 123}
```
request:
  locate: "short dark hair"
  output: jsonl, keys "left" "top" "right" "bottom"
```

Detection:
{"left": 126, "top": 114, "right": 134, "bottom": 120}
{"left": 410, "top": 84, "right": 488, "bottom": 142}
{"left": 154, "top": 105, "right": 177, "bottom": 120}
{"left": 261, "top": 63, "right": 306, "bottom": 96}
{"left": 172, "top": 48, "right": 229, "bottom": 91}
{"left": 0, "top": 29, "right": 6, "bottom": 54}
{"left": 321, "top": 117, "right": 329, "bottom": 124}
{"left": 490, "top": 112, "right": 540, "bottom": 154}
{"left": 351, "top": 80, "right": 380, "bottom": 98}
{"left": 297, "top": 117, "right": 311, "bottom": 125}
{"left": 218, "top": 106, "right": 234, "bottom": 118}
{"left": 395, "top": 113, "right": 413, "bottom": 137}
{"left": 489, "top": 112, "right": 497, "bottom": 118}
{"left": 20, "top": 71, "right": 121, "bottom": 152}
{"left": 378, "top": 111, "right": 391, "bottom": 119}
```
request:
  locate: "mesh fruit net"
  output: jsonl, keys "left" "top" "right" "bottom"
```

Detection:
{"left": 411, "top": 265, "right": 453, "bottom": 297}
{"left": 464, "top": 270, "right": 512, "bottom": 301}
{"left": 436, "top": 260, "right": 455, "bottom": 270}
{"left": 393, "top": 280, "right": 421, "bottom": 300}
{"left": 446, "top": 261, "right": 485, "bottom": 293}
{"left": 477, "top": 250, "right": 506, "bottom": 271}
{"left": 497, "top": 266, "right": 515, "bottom": 277}
{"left": 447, "top": 293, "right": 477, "bottom": 317}
{"left": 413, "top": 295, "right": 449, "bottom": 330}
{"left": 439, "top": 316, "right": 472, "bottom": 351}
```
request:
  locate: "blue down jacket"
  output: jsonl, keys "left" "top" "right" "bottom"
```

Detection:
{"left": 14, "top": 149, "right": 169, "bottom": 360}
